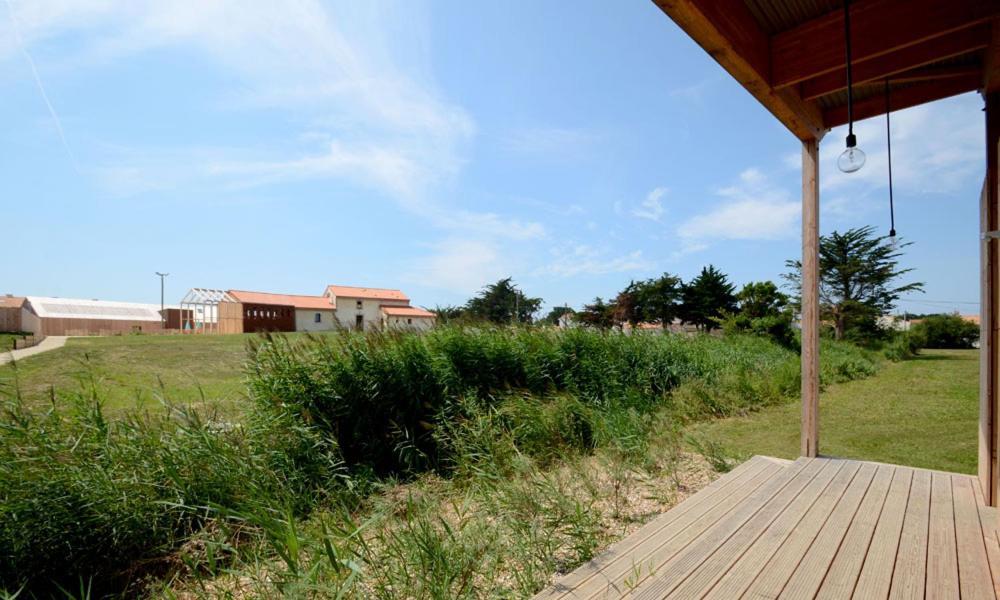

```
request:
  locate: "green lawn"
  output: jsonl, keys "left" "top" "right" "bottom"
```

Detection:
{"left": 690, "top": 348, "right": 979, "bottom": 474}
{"left": 0, "top": 334, "right": 255, "bottom": 415}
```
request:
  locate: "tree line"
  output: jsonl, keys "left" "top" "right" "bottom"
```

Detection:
{"left": 433, "top": 226, "right": 935, "bottom": 347}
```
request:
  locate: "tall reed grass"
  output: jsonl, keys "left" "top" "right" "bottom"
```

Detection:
{"left": 0, "top": 326, "right": 877, "bottom": 596}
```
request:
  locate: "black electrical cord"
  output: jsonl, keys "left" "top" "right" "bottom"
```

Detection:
{"left": 844, "top": 0, "right": 855, "bottom": 144}
{"left": 885, "top": 78, "right": 896, "bottom": 239}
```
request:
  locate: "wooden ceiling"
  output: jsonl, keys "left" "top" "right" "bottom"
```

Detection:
{"left": 653, "top": 0, "right": 1000, "bottom": 140}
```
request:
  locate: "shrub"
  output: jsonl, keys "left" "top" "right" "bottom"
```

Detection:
{"left": 910, "top": 314, "right": 979, "bottom": 349}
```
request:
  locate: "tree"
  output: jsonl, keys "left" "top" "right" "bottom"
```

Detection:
{"left": 544, "top": 305, "right": 575, "bottom": 326}
{"left": 784, "top": 226, "right": 924, "bottom": 340}
{"left": 431, "top": 305, "right": 465, "bottom": 324}
{"left": 736, "top": 281, "right": 788, "bottom": 319}
{"left": 577, "top": 297, "right": 616, "bottom": 329}
{"left": 718, "top": 280, "right": 795, "bottom": 346}
{"left": 680, "top": 265, "right": 736, "bottom": 330}
{"left": 911, "top": 313, "right": 979, "bottom": 349}
{"left": 635, "top": 273, "right": 684, "bottom": 325}
{"left": 464, "top": 278, "right": 543, "bottom": 324}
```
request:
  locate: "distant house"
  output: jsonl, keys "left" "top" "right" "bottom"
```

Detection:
{"left": 0, "top": 295, "right": 25, "bottom": 332}
{"left": 179, "top": 284, "right": 435, "bottom": 334}
{"left": 225, "top": 290, "right": 336, "bottom": 333}
{"left": 20, "top": 296, "right": 166, "bottom": 335}
{"left": 323, "top": 285, "right": 435, "bottom": 331}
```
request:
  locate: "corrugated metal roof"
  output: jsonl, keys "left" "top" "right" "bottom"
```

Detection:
{"left": 228, "top": 290, "right": 333, "bottom": 310}
{"left": 326, "top": 285, "right": 409, "bottom": 301}
{"left": 25, "top": 296, "right": 163, "bottom": 321}
{"left": 743, "top": 0, "right": 839, "bottom": 35}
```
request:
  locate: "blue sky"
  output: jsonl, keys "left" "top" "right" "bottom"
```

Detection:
{"left": 0, "top": 0, "right": 984, "bottom": 316}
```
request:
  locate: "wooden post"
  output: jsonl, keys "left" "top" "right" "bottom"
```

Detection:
{"left": 982, "top": 92, "right": 999, "bottom": 506}
{"left": 801, "top": 138, "right": 821, "bottom": 458}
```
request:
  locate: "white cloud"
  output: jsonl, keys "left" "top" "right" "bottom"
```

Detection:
{"left": 678, "top": 168, "right": 799, "bottom": 242}
{"left": 406, "top": 238, "right": 511, "bottom": 295}
{"left": 632, "top": 187, "right": 667, "bottom": 221}
{"left": 2, "top": 0, "right": 473, "bottom": 202}
{"left": 535, "top": 244, "right": 652, "bottom": 278}
{"left": 821, "top": 93, "right": 982, "bottom": 196}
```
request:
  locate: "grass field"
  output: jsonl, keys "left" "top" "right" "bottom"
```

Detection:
{"left": 690, "top": 348, "right": 979, "bottom": 474}
{"left": 0, "top": 334, "right": 255, "bottom": 415}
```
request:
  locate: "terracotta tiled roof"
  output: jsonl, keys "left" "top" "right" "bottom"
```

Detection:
{"left": 228, "top": 290, "right": 333, "bottom": 310}
{"left": 326, "top": 285, "right": 409, "bottom": 301}
{"left": 0, "top": 295, "right": 25, "bottom": 309}
{"left": 381, "top": 305, "right": 435, "bottom": 318}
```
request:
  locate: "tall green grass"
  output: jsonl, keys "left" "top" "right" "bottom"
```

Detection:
{"left": 0, "top": 326, "right": 878, "bottom": 596}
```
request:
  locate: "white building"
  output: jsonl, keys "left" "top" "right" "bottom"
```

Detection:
{"left": 323, "top": 285, "right": 435, "bottom": 331}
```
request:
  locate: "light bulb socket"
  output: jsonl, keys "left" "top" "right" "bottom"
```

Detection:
{"left": 846, "top": 133, "right": 857, "bottom": 148}
{"left": 889, "top": 228, "right": 896, "bottom": 237}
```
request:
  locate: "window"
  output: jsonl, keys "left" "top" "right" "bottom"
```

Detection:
{"left": 356, "top": 300, "right": 363, "bottom": 310}
{"left": 407, "top": 318, "right": 412, "bottom": 325}
{"left": 314, "top": 312, "right": 322, "bottom": 323}
{"left": 355, "top": 314, "right": 364, "bottom": 330}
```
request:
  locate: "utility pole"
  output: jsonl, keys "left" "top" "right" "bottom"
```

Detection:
{"left": 156, "top": 272, "right": 169, "bottom": 329}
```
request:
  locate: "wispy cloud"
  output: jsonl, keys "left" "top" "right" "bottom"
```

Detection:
{"left": 821, "top": 93, "right": 982, "bottom": 196}
{"left": 2, "top": 0, "right": 474, "bottom": 203}
{"left": 632, "top": 187, "right": 667, "bottom": 221}
{"left": 678, "top": 168, "right": 799, "bottom": 243}
{"left": 406, "top": 238, "right": 511, "bottom": 296}
{"left": 535, "top": 243, "right": 652, "bottom": 278}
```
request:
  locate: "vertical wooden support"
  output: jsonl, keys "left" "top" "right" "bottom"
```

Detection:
{"left": 982, "top": 92, "right": 999, "bottom": 506}
{"left": 801, "top": 138, "right": 820, "bottom": 458}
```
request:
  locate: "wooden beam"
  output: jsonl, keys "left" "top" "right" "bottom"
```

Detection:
{"left": 654, "top": 0, "right": 825, "bottom": 140}
{"left": 984, "top": 21, "right": 1000, "bottom": 93}
{"left": 801, "top": 138, "right": 820, "bottom": 459}
{"left": 772, "top": 0, "right": 1000, "bottom": 89}
{"left": 983, "top": 93, "right": 1000, "bottom": 507}
{"left": 823, "top": 74, "right": 981, "bottom": 128}
{"left": 800, "top": 26, "right": 991, "bottom": 101}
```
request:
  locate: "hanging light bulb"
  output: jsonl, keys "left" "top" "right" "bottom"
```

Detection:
{"left": 837, "top": 0, "right": 865, "bottom": 174}
{"left": 838, "top": 134, "right": 866, "bottom": 173}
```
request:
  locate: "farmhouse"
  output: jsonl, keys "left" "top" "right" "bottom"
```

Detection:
{"left": 19, "top": 296, "right": 166, "bottom": 336}
{"left": 323, "top": 285, "right": 435, "bottom": 331}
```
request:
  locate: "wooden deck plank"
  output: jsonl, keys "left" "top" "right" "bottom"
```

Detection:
{"left": 926, "top": 472, "right": 960, "bottom": 599}
{"left": 542, "top": 458, "right": 788, "bottom": 599}
{"left": 777, "top": 462, "right": 879, "bottom": 599}
{"left": 665, "top": 459, "right": 844, "bottom": 599}
{"left": 953, "top": 475, "right": 995, "bottom": 600}
{"left": 889, "top": 468, "right": 932, "bottom": 600}
{"left": 814, "top": 464, "right": 895, "bottom": 599}
{"left": 973, "top": 481, "right": 1000, "bottom": 598}
{"left": 736, "top": 459, "right": 863, "bottom": 600}
{"left": 629, "top": 458, "right": 827, "bottom": 599}
{"left": 851, "top": 467, "right": 913, "bottom": 599}
{"left": 539, "top": 457, "right": 999, "bottom": 600}
{"left": 625, "top": 458, "right": 815, "bottom": 599}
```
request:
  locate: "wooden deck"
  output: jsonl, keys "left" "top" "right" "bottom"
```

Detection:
{"left": 535, "top": 456, "right": 1000, "bottom": 599}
